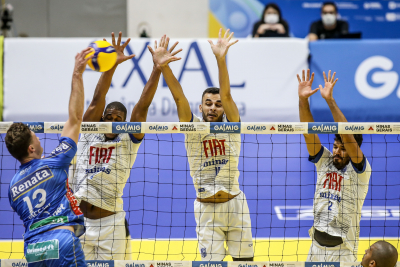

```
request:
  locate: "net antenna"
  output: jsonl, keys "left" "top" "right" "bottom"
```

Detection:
{"left": 0, "top": 1, "right": 15, "bottom": 37}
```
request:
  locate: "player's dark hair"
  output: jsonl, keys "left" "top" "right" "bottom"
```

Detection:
{"left": 5, "top": 123, "right": 32, "bottom": 161}
{"left": 371, "top": 241, "right": 398, "bottom": 267}
{"left": 321, "top": 1, "right": 338, "bottom": 13}
{"left": 104, "top": 101, "right": 128, "bottom": 121}
{"left": 262, "top": 3, "right": 283, "bottom": 23}
{"left": 334, "top": 134, "right": 363, "bottom": 147}
{"left": 201, "top": 87, "right": 220, "bottom": 102}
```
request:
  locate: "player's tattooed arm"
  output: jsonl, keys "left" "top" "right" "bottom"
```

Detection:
{"left": 320, "top": 70, "right": 364, "bottom": 164}
{"left": 62, "top": 48, "right": 92, "bottom": 144}
{"left": 148, "top": 35, "right": 191, "bottom": 122}
{"left": 297, "top": 69, "right": 322, "bottom": 156}
{"left": 83, "top": 31, "right": 135, "bottom": 122}
{"left": 208, "top": 28, "right": 240, "bottom": 122}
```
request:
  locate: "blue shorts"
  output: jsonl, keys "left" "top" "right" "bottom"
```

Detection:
{"left": 24, "top": 229, "right": 86, "bottom": 267}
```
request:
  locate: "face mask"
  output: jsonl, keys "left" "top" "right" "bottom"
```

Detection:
{"left": 322, "top": 14, "right": 336, "bottom": 26}
{"left": 264, "top": 14, "right": 279, "bottom": 24}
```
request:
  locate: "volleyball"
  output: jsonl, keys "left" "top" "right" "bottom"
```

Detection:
{"left": 86, "top": 40, "right": 117, "bottom": 72}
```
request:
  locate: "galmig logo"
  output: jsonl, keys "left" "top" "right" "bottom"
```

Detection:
{"left": 23, "top": 122, "right": 44, "bottom": 133}
{"left": 149, "top": 125, "right": 168, "bottom": 131}
{"left": 238, "top": 264, "right": 258, "bottom": 267}
{"left": 344, "top": 125, "right": 364, "bottom": 131}
{"left": 199, "top": 264, "right": 223, "bottom": 267}
{"left": 193, "top": 262, "right": 227, "bottom": 267}
{"left": 311, "top": 124, "right": 337, "bottom": 133}
{"left": 50, "top": 124, "right": 64, "bottom": 131}
{"left": 11, "top": 261, "right": 28, "bottom": 267}
{"left": 308, "top": 122, "right": 338, "bottom": 134}
{"left": 246, "top": 125, "right": 266, "bottom": 131}
{"left": 210, "top": 122, "right": 240, "bottom": 133}
{"left": 86, "top": 261, "right": 113, "bottom": 267}
{"left": 113, "top": 122, "right": 141, "bottom": 133}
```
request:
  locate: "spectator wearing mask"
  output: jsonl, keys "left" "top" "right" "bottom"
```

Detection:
{"left": 308, "top": 1, "right": 348, "bottom": 41}
{"left": 252, "top": 3, "right": 289, "bottom": 38}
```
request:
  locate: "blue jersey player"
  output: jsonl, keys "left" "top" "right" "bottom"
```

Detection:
{"left": 6, "top": 48, "right": 92, "bottom": 267}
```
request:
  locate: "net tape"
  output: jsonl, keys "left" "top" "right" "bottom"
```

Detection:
{"left": 0, "top": 122, "right": 397, "bottom": 134}
{"left": 4, "top": 259, "right": 395, "bottom": 267}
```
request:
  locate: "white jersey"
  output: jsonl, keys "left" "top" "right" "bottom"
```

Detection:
{"left": 72, "top": 133, "right": 141, "bottom": 212}
{"left": 185, "top": 114, "right": 241, "bottom": 198}
{"left": 309, "top": 146, "right": 371, "bottom": 252}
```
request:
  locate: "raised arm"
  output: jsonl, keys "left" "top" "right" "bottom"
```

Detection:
{"left": 148, "top": 35, "right": 191, "bottom": 122}
{"left": 319, "top": 70, "right": 364, "bottom": 163}
{"left": 83, "top": 32, "right": 135, "bottom": 122}
{"left": 61, "top": 48, "right": 92, "bottom": 144}
{"left": 208, "top": 29, "right": 240, "bottom": 122}
{"left": 298, "top": 69, "right": 322, "bottom": 156}
{"left": 130, "top": 35, "right": 183, "bottom": 138}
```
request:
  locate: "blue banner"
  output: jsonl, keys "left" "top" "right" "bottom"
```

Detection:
{"left": 210, "top": 122, "right": 241, "bottom": 133}
{"left": 309, "top": 40, "right": 400, "bottom": 122}
{"left": 308, "top": 122, "right": 338, "bottom": 134}
{"left": 21, "top": 122, "right": 44, "bottom": 133}
{"left": 192, "top": 262, "right": 227, "bottom": 267}
{"left": 210, "top": 0, "right": 400, "bottom": 38}
{"left": 86, "top": 261, "right": 114, "bottom": 267}
{"left": 305, "top": 263, "right": 339, "bottom": 267}
{"left": 112, "top": 122, "right": 141, "bottom": 133}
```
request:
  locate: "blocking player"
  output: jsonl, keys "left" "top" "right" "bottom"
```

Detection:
{"left": 298, "top": 69, "right": 372, "bottom": 262}
{"left": 70, "top": 33, "right": 182, "bottom": 260}
{"left": 361, "top": 241, "right": 398, "bottom": 267}
{"left": 149, "top": 28, "right": 254, "bottom": 261}
{"left": 6, "top": 48, "right": 91, "bottom": 266}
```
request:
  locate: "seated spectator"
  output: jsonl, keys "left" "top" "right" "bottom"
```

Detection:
{"left": 308, "top": 1, "right": 348, "bottom": 41}
{"left": 361, "top": 240, "right": 398, "bottom": 267}
{"left": 252, "top": 3, "right": 289, "bottom": 38}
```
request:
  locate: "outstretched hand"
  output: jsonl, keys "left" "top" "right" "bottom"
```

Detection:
{"left": 103, "top": 31, "right": 135, "bottom": 65}
{"left": 297, "top": 69, "right": 319, "bottom": 100}
{"left": 74, "top": 47, "right": 93, "bottom": 74}
{"left": 208, "top": 28, "right": 238, "bottom": 60}
{"left": 319, "top": 70, "right": 338, "bottom": 101}
{"left": 148, "top": 35, "right": 182, "bottom": 69}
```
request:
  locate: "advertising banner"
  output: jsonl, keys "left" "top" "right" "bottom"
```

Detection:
{"left": 3, "top": 38, "right": 308, "bottom": 122}
{"left": 209, "top": 0, "right": 400, "bottom": 38}
{"left": 309, "top": 40, "right": 400, "bottom": 122}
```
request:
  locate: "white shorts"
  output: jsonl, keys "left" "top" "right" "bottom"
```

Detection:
{"left": 80, "top": 211, "right": 131, "bottom": 260}
{"left": 307, "top": 240, "right": 357, "bottom": 262}
{"left": 194, "top": 191, "right": 254, "bottom": 261}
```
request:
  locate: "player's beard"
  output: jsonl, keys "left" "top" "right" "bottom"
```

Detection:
{"left": 333, "top": 156, "right": 348, "bottom": 170}
{"left": 202, "top": 111, "right": 224, "bottom": 122}
{"left": 105, "top": 133, "right": 118, "bottom": 140}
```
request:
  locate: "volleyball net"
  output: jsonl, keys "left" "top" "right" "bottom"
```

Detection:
{"left": 0, "top": 121, "right": 399, "bottom": 264}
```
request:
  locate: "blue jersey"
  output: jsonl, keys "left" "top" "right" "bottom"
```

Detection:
{"left": 8, "top": 137, "right": 84, "bottom": 241}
